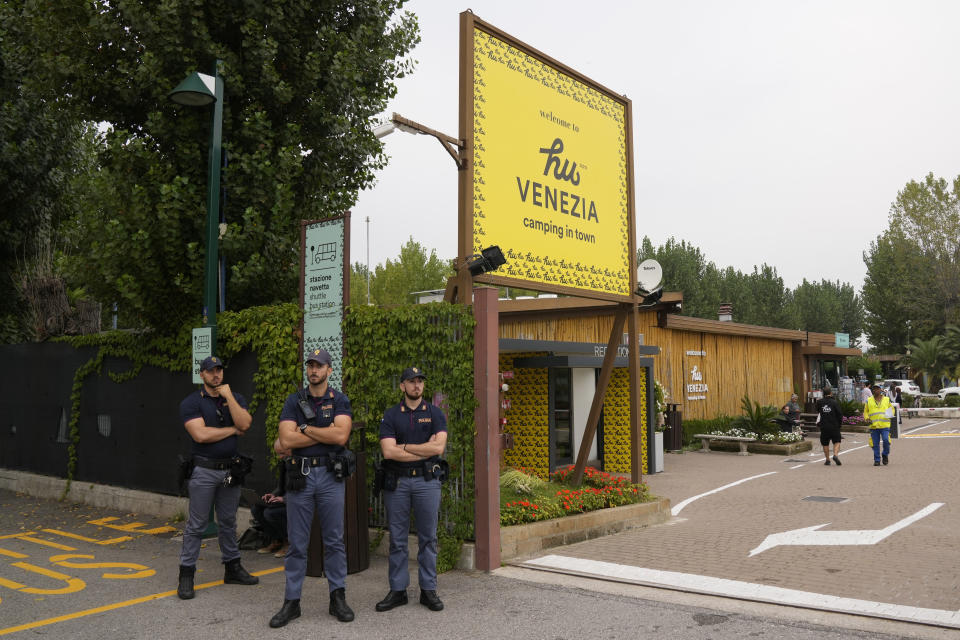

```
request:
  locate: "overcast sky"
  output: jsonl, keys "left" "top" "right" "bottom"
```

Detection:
{"left": 349, "top": 0, "right": 960, "bottom": 291}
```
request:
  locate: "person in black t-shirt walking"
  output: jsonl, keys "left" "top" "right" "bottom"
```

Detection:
{"left": 816, "top": 386, "right": 843, "bottom": 466}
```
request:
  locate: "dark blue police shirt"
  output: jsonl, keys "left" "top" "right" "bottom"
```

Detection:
{"left": 379, "top": 400, "right": 447, "bottom": 469}
{"left": 279, "top": 387, "right": 352, "bottom": 457}
{"left": 180, "top": 388, "right": 249, "bottom": 459}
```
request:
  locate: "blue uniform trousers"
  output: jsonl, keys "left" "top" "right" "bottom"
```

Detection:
{"left": 179, "top": 465, "right": 240, "bottom": 566}
{"left": 384, "top": 476, "right": 442, "bottom": 591}
{"left": 870, "top": 428, "right": 891, "bottom": 462}
{"left": 283, "top": 466, "right": 346, "bottom": 599}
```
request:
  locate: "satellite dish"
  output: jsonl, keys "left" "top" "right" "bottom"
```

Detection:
{"left": 637, "top": 259, "right": 663, "bottom": 294}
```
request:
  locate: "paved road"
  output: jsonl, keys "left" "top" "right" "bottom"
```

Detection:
{"left": 0, "top": 488, "right": 941, "bottom": 640}
{"left": 1, "top": 417, "right": 957, "bottom": 638}
{"left": 515, "top": 417, "right": 960, "bottom": 632}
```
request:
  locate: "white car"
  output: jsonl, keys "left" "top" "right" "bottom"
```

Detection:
{"left": 938, "top": 386, "right": 960, "bottom": 400}
{"left": 883, "top": 379, "right": 921, "bottom": 396}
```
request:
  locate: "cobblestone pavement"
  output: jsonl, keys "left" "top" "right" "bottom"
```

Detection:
{"left": 521, "top": 418, "right": 960, "bottom": 618}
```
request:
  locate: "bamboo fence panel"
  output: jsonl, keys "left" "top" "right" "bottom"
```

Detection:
{"left": 499, "top": 309, "right": 795, "bottom": 420}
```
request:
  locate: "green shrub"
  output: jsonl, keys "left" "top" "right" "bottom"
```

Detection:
{"left": 922, "top": 396, "right": 945, "bottom": 408}
{"left": 682, "top": 415, "right": 733, "bottom": 447}
{"left": 730, "top": 395, "right": 779, "bottom": 436}
{"left": 500, "top": 468, "right": 548, "bottom": 495}
{"left": 945, "top": 395, "right": 960, "bottom": 407}
{"left": 839, "top": 398, "right": 863, "bottom": 417}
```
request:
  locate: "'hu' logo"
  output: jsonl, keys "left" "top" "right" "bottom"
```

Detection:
{"left": 539, "top": 138, "right": 580, "bottom": 186}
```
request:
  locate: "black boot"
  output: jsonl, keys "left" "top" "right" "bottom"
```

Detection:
{"left": 177, "top": 564, "right": 195, "bottom": 600}
{"left": 420, "top": 589, "right": 444, "bottom": 611}
{"left": 329, "top": 587, "right": 354, "bottom": 622}
{"left": 223, "top": 558, "right": 259, "bottom": 585}
{"left": 269, "top": 599, "right": 301, "bottom": 628}
{"left": 375, "top": 589, "right": 408, "bottom": 612}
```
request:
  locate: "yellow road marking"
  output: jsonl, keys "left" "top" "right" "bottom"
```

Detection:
{"left": 87, "top": 518, "right": 176, "bottom": 535}
{"left": 0, "top": 566, "right": 285, "bottom": 636}
{"left": 901, "top": 433, "right": 960, "bottom": 438}
{"left": 0, "top": 548, "right": 28, "bottom": 559}
{"left": 0, "top": 562, "right": 85, "bottom": 595}
{"left": 41, "top": 529, "right": 133, "bottom": 546}
{"left": 48, "top": 554, "right": 155, "bottom": 579}
{"left": 10, "top": 536, "right": 76, "bottom": 551}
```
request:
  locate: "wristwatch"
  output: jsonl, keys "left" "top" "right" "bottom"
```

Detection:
{"left": 298, "top": 423, "right": 308, "bottom": 434}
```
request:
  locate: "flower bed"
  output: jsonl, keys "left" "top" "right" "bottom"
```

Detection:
{"left": 707, "top": 439, "right": 812, "bottom": 455}
{"left": 707, "top": 427, "right": 804, "bottom": 443}
{"left": 500, "top": 466, "right": 654, "bottom": 527}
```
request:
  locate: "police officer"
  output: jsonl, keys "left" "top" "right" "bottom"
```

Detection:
{"left": 269, "top": 348, "right": 354, "bottom": 628}
{"left": 177, "top": 355, "right": 258, "bottom": 600}
{"left": 375, "top": 366, "right": 447, "bottom": 613}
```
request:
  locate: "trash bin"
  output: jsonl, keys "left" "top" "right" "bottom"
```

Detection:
{"left": 306, "top": 425, "right": 370, "bottom": 576}
{"left": 664, "top": 403, "right": 683, "bottom": 451}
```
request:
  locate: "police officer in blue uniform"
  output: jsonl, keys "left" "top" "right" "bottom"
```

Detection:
{"left": 269, "top": 348, "right": 355, "bottom": 628}
{"left": 177, "top": 355, "right": 258, "bottom": 600}
{"left": 375, "top": 366, "right": 447, "bottom": 613}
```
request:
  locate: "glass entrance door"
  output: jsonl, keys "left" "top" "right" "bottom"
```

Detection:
{"left": 549, "top": 368, "right": 573, "bottom": 469}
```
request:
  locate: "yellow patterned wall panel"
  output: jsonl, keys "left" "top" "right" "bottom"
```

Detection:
{"left": 500, "top": 353, "right": 549, "bottom": 478}
{"left": 500, "top": 352, "right": 650, "bottom": 477}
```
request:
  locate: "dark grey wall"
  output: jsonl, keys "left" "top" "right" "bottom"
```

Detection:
{"left": 0, "top": 343, "right": 275, "bottom": 495}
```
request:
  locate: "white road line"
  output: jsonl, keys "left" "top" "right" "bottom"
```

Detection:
{"left": 521, "top": 555, "right": 960, "bottom": 629}
{"left": 670, "top": 472, "right": 777, "bottom": 516}
{"left": 903, "top": 420, "right": 950, "bottom": 434}
{"left": 789, "top": 443, "right": 869, "bottom": 469}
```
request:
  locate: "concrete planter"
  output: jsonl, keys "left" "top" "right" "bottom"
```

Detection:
{"left": 708, "top": 439, "right": 812, "bottom": 455}
{"left": 500, "top": 497, "right": 671, "bottom": 561}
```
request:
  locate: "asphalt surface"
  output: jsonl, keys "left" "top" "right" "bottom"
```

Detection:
{"left": 0, "top": 416, "right": 957, "bottom": 638}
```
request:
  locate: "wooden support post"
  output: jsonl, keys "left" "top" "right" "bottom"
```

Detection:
{"left": 570, "top": 305, "right": 628, "bottom": 486}
{"left": 472, "top": 286, "right": 500, "bottom": 571}
{"left": 628, "top": 304, "right": 644, "bottom": 483}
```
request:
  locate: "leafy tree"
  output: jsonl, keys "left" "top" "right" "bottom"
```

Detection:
{"left": 847, "top": 355, "right": 882, "bottom": 381}
{"left": 368, "top": 238, "right": 452, "bottom": 306}
{"left": 350, "top": 262, "right": 372, "bottom": 307}
{"left": 899, "top": 335, "right": 950, "bottom": 392}
{"left": 786, "top": 279, "right": 863, "bottom": 343}
{"left": 638, "top": 236, "right": 718, "bottom": 318}
{"left": 0, "top": 3, "right": 98, "bottom": 340}
{"left": 14, "top": 0, "right": 419, "bottom": 333}
{"left": 639, "top": 236, "right": 863, "bottom": 337}
{"left": 861, "top": 227, "right": 918, "bottom": 352}
{"left": 889, "top": 173, "right": 960, "bottom": 329}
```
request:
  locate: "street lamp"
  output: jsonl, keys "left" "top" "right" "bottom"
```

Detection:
{"left": 169, "top": 61, "right": 224, "bottom": 351}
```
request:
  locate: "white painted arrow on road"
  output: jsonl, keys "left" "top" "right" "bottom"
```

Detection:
{"left": 748, "top": 502, "right": 945, "bottom": 557}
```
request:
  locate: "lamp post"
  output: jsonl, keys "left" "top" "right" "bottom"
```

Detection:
{"left": 169, "top": 61, "right": 224, "bottom": 351}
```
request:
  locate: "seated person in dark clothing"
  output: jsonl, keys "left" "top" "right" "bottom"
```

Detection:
{"left": 253, "top": 438, "right": 290, "bottom": 557}
{"left": 773, "top": 404, "right": 796, "bottom": 433}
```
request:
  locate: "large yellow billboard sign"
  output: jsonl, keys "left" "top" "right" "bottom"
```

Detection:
{"left": 464, "top": 18, "right": 634, "bottom": 300}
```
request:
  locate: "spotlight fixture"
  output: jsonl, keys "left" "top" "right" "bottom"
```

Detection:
{"left": 466, "top": 245, "right": 507, "bottom": 276}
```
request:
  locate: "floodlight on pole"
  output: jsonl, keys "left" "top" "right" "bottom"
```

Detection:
{"left": 169, "top": 63, "right": 224, "bottom": 351}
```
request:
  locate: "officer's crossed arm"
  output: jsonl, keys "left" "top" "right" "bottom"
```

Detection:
{"left": 216, "top": 384, "right": 253, "bottom": 432}
{"left": 277, "top": 414, "right": 352, "bottom": 450}
{"left": 381, "top": 431, "right": 447, "bottom": 461}
{"left": 183, "top": 417, "right": 238, "bottom": 443}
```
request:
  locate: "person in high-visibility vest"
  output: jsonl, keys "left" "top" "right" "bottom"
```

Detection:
{"left": 863, "top": 383, "right": 893, "bottom": 466}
